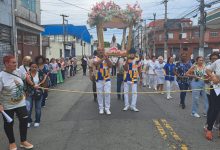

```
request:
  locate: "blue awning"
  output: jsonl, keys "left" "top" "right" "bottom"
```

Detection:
{"left": 42, "top": 24, "right": 91, "bottom": 43}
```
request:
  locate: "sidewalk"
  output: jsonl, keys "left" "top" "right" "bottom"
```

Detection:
{"left": 0, "top": 71, "right": 92, "bottom": 150}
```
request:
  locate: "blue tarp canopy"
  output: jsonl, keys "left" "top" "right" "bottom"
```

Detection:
{"left": 42, "top": 24, "right": 91, "bottom": 43}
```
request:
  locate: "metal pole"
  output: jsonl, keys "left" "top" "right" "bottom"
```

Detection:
{"left": 164, "top": 0, "right": 168, "bottom": 60}
{"left": 153, "top": 13, "right": 156, "bottom": 56}
{"left": 199, "top": 0, "right": 205, "bottom": 57}
{"left": 12, "top": 0, "right": 17, "bottom": 58}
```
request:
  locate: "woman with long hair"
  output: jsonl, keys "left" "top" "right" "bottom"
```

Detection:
{"left": 26, "top": 62, "right": 46, "bottom": 128}
{"left": 186, "top": 56, "right": 208, "bottom": 118}
{"left": 35, "top": 55, "right": 50, "bottom": 107}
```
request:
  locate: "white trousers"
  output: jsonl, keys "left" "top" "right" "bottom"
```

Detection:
{"left": 149, "top": 74, "right": 157, "bottom": 88}
{"left": 142, "top": 72, "right": 147, "bottom": 86}
{"left": 96, "top": 80, "right": 111, "bottom": 110}
{"left": 124, "top": 81, "right": 137, "bottom": 108}
{"left": 166, "top": 80, "right": 174, "bottom": 97}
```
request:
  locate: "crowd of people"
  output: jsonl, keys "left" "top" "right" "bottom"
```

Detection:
{"left": 88, "top": 47, "right": 220, "bottom": 141}
{"left": 0, "top": 48, "right": 220, "bottom": 150}
{"left": 0, "top": 55, "right": 79, "bottom": 150}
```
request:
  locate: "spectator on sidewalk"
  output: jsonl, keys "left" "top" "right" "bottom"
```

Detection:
{"left": 49, "top": 58, "right": 59, "bottom": 87}
{"left": 0, "top": 55, "right": 33, "bottom": 150}
{"left": 81, "top": 56, "right": 88, "bottom": 76}
{"left": 175, "top": 52, "right": 192, "bottom": 109}
{"left": 36, "top": 56, "right": 50, "bottom": 107}
{"left": 186, "top": 56, "right": 208, "bottom": 118}
{"left": 56, "top": 59, "right": 64, "bottom": 84}
{"left": 205, "top": 54, "right": 220, "bottom": 140}
{"left": 26, "top": 62, "right": 46, "bottom": 128}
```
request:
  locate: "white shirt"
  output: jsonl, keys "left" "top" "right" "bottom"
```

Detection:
{"left": 0, "top": 69, "right": 26, "bottom": 110}
{"left": 148, "top": 61, "right": 157, "bottom": 75}
{"left": 19, "top": 65, "right": 30, "bottom": 76}
{"left": 155, "top": 62, "right": 165, "bottom": 76}
{"left": 207, "top": 59, "right": 220, "bottom": 78}
{"left": 140, "top": 59, "right": 148, "bottom": 73}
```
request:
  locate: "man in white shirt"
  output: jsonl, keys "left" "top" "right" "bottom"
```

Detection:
{"left": 19, "top": 56, "right": 32, "bottom": 76}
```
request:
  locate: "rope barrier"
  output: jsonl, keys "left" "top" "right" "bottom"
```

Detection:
{"left": 40, "top": 87, "right": 218, "bottom": 95}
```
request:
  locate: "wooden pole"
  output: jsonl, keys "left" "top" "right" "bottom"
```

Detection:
{"left": 97, "top": 22, "right": 104, "bottom": 49}
{"left": 127, "top": 24, "right": 133, "bottom": 53}
{"left": 121, "top": 28, "right": 126, "bottom": 50}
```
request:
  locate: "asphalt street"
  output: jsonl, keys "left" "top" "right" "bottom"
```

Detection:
{"left": 1, "top": 71, "right": 220, "bottom": 150}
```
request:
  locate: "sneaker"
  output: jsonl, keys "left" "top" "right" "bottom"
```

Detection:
{"left": 191, "top": 113, "right": 201, "bottom": 118}
{"left": 213, "top": 123, "right": 219, "bottom": 130}
{"left": 154, "top": 88, "right": 157, "bottom": 91}
{"left": 34, "top": 123, "right": 40, "bottom": 127}
{"left": 205, "top": 130, "right": 213, "bottom": 141}
{"left": 130, "top": 107, "right": 139, "bottom": 112}
{"left": 105, "top": 109, "right": 111, "bottom": 115}
{"left": 203, "top": 113, "right": 207, "bottom": 117}
{"left": 20, "top": 141, "right": 34, "bottom": 149}
{"left": 9, "top": 143, "right": 17, "bottom": 150}
{"left": 27, "top": 123, "right": 31, "bottom": 128}
{"left": 182, "top": 104, "right": 185, "bottom": 109}
{"left": 143, "top": 85, "right": 146, "bottom": 87}
{"left": 123, "top": 106, "right": 130, "bottom": 111}
{"left": 148, "top": 86, "right": 151, "bottom": 89}
{"left": 99, "top": 109, "right": 104, "bottom": 115}
{"left": 167, "top": 96, "right": 173, "bottom": 100}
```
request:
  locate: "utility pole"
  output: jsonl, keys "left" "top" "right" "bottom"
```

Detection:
{"left": 11, "top": 0, "right": 18, "bottom": 61}
{"left": 164, "top": 0, "right": 168, "bottom": 60}
{"left": 199, "top": 0, "right": 205, "bottom": 57}
{"left": 60, "top": 14, "right": 68, "bottom": 57}
{"left": 153, "top": 13, "right": 156, "bottom": 56}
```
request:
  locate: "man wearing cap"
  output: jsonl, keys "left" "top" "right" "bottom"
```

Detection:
{"left": 93, "top": 48, "right": 113, "bottom": 115}
{"left": 123, "top": 48, "right": 142, "bottom": 112}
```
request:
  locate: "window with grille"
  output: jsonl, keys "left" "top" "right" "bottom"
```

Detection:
{"left": 210, "top": 32, "right": 219, "bottom": 37}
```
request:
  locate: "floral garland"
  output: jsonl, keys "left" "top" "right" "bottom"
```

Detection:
{"left": 87, "top": 1, "right": 142, "bottom": 27}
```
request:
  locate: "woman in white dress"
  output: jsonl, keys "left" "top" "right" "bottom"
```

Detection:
{"left": 155, "top": 56, "right": 165, "bottom": 94}
{"left": 147, "top": 56, "right": 157, "bottom": 90}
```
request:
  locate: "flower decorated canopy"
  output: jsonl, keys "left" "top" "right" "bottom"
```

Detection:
{"left": 88, "top": 1, "right": 142, "bottom": 28}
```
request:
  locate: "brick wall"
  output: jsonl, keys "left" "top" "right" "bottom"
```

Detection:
{"left": 0, "top": 41, "right": 13, "bottom": 71}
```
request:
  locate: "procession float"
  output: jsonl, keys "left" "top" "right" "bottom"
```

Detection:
{"left": 88, "top": 1, "right": 142, "bottom": 56}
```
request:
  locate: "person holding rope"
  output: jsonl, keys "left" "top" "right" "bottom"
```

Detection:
{"left": 140, "top": 55, "right": 148, "bottom": 87}
{"left": 175, "top": 52, "right": 192, "bottom": 109}
{"left": 147, "top": 55, "right": 157, "bottom": 90}
{"left": 186, "top": 56, "right": 208, "bottom": 118}
{"left": 123, "top": 48, "right": 141, "bottom": 112}
{"left": 164, "top": 56, "right": 176, "bottom": 100}
{"left": 155, "top": 56, "right": 165, "bottom": 94}
{"left": 205, "top": 53, "right": 220, "bottom": 140}
{"left": 93, "top": 48, "right": 113, "bottom": 115}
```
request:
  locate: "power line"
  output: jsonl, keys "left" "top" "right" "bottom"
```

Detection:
{"left": 57, "top": 0, "right": 90, "bottom": 11}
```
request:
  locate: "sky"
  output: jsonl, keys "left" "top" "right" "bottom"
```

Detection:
{"left": 40, "top": 0, "right": 218, "bottom": 43}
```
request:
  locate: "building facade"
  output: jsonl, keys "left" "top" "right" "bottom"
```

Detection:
{"left": 146, "top": 19, "right": 220, "bottom": 60}
{"left": 15, "top": 0, "right": 44, "bottom": 65}
{"left": 0, "top": 0, "right": 13, "bottom": 70}
{"left": 42, "top": 24, "right": 91, "bottom": 60}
